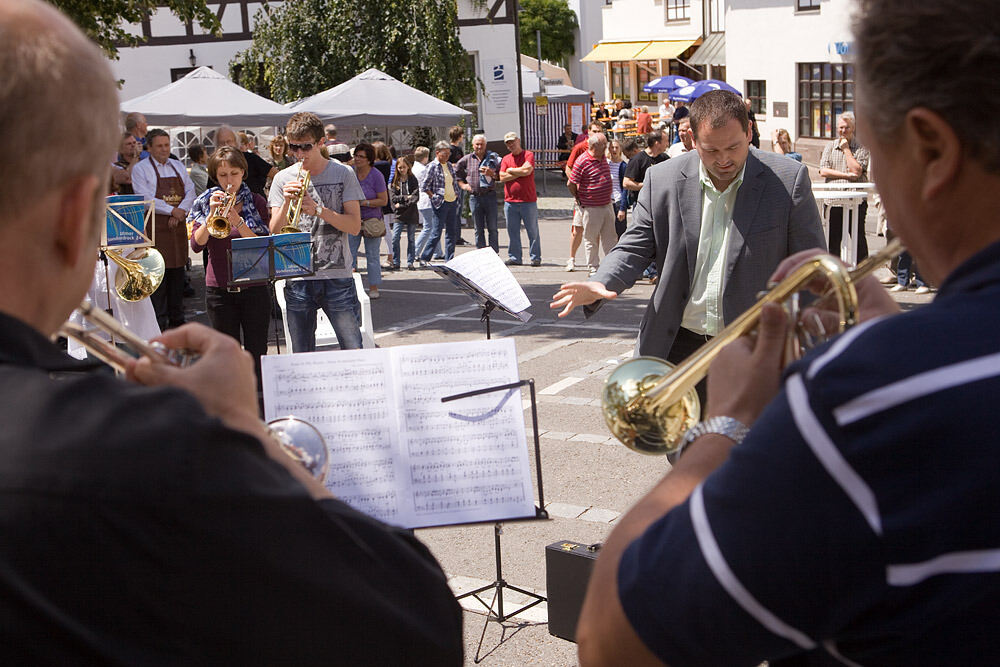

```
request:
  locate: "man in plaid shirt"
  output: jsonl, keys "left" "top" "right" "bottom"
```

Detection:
{"left": 819, "top": 111, "right": 871, "bottom": 260}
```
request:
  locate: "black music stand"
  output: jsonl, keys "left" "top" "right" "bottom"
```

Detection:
{"left": 228, "top": 233, "right": 314, "bottom": 354}
{"left": 430, "top": 263, "right": 531, "bottom": 340}
{"left": 433, "top": 262, "right": 544, "bottom": 663}
{"left": 442, "top": 379, "right": 548, "bottom": 663}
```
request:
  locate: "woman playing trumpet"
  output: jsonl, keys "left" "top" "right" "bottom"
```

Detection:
{"left": 187, "top": 146, "right": 271, "bottom": 379}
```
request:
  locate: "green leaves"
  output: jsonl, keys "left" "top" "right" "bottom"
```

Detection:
{"left": 47, "top": 0, "right": 221, "bottom": 58}
{"left": 231, "top": 0, "right": 476, "bottom": 106}
{"left": 519, "top": 0, "right": 578, "bottom": 68}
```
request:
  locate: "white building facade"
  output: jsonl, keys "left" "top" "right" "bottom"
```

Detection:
{"left": 111, "top": 0, "right": 523, "bottom": 150}
{"left": 727, "top": 0, "right": 856, "bottom": 155}
{"left": 590, "top": 0, "right": 857, "bottom": 158}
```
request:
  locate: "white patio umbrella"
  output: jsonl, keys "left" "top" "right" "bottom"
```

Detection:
{"left": 286, "top": 68, "right": 472, "bottom": 126}
{"left": 120, "top": 67, "right": 292, "bottom": 126}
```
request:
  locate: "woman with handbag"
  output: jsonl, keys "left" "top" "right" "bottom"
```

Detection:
{"left": 351, "top": 142, "right": 387, "bottom": 300}
{"left": 389, "top": 156, "right": 420, "bottom": 270}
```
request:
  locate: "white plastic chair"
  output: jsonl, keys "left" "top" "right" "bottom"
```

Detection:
{"left": 274, "top": 273, "right": 376, "bottom": 352}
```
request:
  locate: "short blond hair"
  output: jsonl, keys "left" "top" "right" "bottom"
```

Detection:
{"left": 0, "top": 0, "right": 119, "bottom": 222}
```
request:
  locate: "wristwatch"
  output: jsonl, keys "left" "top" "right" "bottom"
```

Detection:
{"left": 315, "top": 204, "right": 324, "bottom": 218}
{"left": 675, "top": 416, "right": 750, "bottom": 461}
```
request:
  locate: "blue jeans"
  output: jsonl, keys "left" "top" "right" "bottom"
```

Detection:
{"left": 392, "top": 220, "right": 417, "bottom": 266}
{"left": 504, "top": 201, "right": 541, "bottom": 263}
{"left": 415, "top": 207, "right": 443, "bottom": 260}
{"left": 897, "top": 251, "right": 926, "bottom": 287}
{"left": 348, "top": 232, "right": 382, "bottom": 287}
{"left": 284, "top": 278, "right": 362, "bottom": 352}
{"left": 470, "top": 191, "right": 499, "bottom": 252}
{"left": 420, "top": 199, "right": 459, "bottom": 261}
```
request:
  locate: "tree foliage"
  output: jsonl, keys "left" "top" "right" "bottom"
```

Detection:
{"left": 231, "top": 0, "right": 476, "bottom": 106}
{"left": 46, "top": 0, "right": 220, "bottom": 58}
{"left": 519, "top": 0, "right": 578, "bottom": 68}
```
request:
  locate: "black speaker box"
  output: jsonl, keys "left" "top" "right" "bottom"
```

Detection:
{"left": 545, "top": 540, "right": 602, "bottom": 642}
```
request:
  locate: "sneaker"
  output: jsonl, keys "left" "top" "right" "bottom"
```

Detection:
{"left": 456, "top": 237, "right": 469, "bottom": 246}
{"left": 914, "top": 285, "right": 931, "bottom": 294}
{"left": 530, "top": 259, "right": 542, "bottom": 267}
{"left": 588, "top": 267, "right": 598, "bottom": 277}
{"left": 407, "top": 262, "right": 415, "bottom": 271}
{"left": 565, "top": 258, "right": 576, "bottom": 272}
{"left": 368, "top": 286, "right": 380, "bottom": 300}
{"left": 890, "top": 284, "right": 908, "bottom": 292}
{"left": 505, "top": 258, "right": 523, "bottom": 266}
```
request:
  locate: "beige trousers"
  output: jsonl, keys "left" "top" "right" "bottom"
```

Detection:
{"left": 581, "top": 204, "right": 617, "bottom": 272}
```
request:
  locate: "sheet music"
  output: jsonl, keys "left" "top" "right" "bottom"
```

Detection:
{"left": 261, "top": 339, "right": 536, "bottom": 528}
{"left": 444, "top": 248, "right": 531, "bottom": 321}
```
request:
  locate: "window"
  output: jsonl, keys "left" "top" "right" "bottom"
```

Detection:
{"left": 798, "top": 62, "right": 854, "bottom": 138}
{"left": 711, "top": 65, "right": 727, "bottom": 82}
{"left": 708, "top": 0, "right": 724, "bottom": 33}
{"left": 636, "top": 61, "right": 658, "bottom": 102}
{"left": 746, "top": 80, "right": 766, "bottom": 116}
{"left": 797, "top": 0, "right": 820, "bottom": 10}
{"left": 666, "top": 0, "right": 690, "bottom": 21}
{"left": 610, "top": 61, "right": 631, "bottom": 100}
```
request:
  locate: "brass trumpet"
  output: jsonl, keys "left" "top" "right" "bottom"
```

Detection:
{"left": 58, "top": 301, "right": 330, "bottom": 481}
{"left": 206, "top": 185, "right": 238, "bottom": 239}
{"left": 106, "top": 247, "right": 165, "bottom": 302}
{"left": 280, "top": 165, "right": 310, "bottom": 234}
{"left": 602, "top": 239, "right": 905, "bottom": 456}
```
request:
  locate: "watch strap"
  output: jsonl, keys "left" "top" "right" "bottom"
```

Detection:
{"left": 675, "top": 416, "right": 750, "bottom": 461}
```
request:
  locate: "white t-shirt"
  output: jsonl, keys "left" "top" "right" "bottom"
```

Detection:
{"left": 412, "top": 161, "right": 432, "bottom": 211}
{"left": 268, "top": 159, "right": 364, "bottom": 280}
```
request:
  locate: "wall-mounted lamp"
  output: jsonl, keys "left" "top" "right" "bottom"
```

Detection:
{"left": 188, "top": 49, "right": 197, "bottom": 67}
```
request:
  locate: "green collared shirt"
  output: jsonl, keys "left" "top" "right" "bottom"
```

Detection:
{"left": 680, "top": 161, "right": 746, "bottom": 335}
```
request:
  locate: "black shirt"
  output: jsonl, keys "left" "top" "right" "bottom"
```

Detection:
{"left": 243, "top": 150, "right": 273, "bottom": 197}
{"left": 0, "top": 312, "right": 462, "bottom": 665}
{"left": 448, "top": 144, "right": 464, "bottom": 164}
{"left": 624, "top": 150, "right": 668, "bottom": 205}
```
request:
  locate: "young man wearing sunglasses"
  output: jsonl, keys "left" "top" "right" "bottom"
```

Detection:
{"left": 269, "top": 112, "right": 365, "bottom": 352}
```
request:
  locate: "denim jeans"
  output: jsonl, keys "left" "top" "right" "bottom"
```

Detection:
{"left": 283, "top": 278, "right": 362, "bottom": 352}
{"left": 897, "top": 251, "right": 926, "bottom": 287}
{"left": 504, "top": 201, "right": 541, "bottom": 263}
{"left": 392, "top": 220, "right": 417, "bottom": 266}
{"left": 415, "top": 207, "right": 442, "bottom": 260}
{"left": 470, "top": 191, "right": 499, "bottom": 252}
{"left": 420, "top": 199, "right": 459, "bottom": 261}
{"left": 348, "top": 232, "right": 382, "bottom": 287}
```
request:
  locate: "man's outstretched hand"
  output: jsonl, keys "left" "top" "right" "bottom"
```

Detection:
{"left": 550, "top": 281, "right": 618, "bottom": 318}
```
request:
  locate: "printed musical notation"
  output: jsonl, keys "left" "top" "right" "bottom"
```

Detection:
{"left": 436, "top": 248, "right": 531, "bottom": 322}
{"left": 260, "top": 339, "right": 537, "bottom": 528}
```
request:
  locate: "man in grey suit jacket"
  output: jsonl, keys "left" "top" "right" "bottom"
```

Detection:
{"left": 552, "top": 91, "right": 825, "bottom": 391}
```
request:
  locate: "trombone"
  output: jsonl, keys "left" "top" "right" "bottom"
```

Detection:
{"left": 206, "top": 184, "right": 238, "bottom": 239}
{"left": 280, "top": 164, "right": 310, "bottom": 234}
{"left": 58, "top": 301, "right": 330, "bottom": 481}
{"left": 601, "top": 238, "right": 905, "bottom": 456}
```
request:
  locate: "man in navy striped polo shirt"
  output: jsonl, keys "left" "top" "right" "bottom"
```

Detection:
{"left": 577, "top": 0, "right": 1000, "bottom": 664}
{"left": 568, "top": 133, "right": 616, "bottom": 275}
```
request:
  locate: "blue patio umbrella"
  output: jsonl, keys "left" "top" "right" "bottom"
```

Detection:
{"left": 643, "top": 75, "right": 697, "bottom": 94}
{"left": 670, "top": 79, "right": 742, "bottom": 103}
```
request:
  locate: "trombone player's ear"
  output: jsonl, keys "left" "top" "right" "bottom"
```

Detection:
{"left": 52, "top": 173, "right": 103, "bottom": 270}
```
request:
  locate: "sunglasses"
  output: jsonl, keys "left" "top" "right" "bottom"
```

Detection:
{"left": 287, "top": 142, "right": 314, "bottom": 153}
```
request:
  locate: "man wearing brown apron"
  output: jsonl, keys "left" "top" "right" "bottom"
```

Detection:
{"left": 131, "top": 128, "right": 194, "bottom": 329}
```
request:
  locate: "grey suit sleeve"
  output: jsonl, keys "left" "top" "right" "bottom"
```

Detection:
{"left": 787, "top": 163, "right": 826, "bottom": 253}
{"left": 583, "top": 171, "right": 661, "bottom": 317}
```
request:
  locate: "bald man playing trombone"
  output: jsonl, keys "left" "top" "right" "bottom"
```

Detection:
{"left": 0, "top": 2, "right": 461, "bottom": 663}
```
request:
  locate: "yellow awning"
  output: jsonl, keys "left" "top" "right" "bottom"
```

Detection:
{"left": 581, "top": 41, "right": 650, "bottom": 62}
{"left": 634, "top": 40, "right": 697, "bottom": 60}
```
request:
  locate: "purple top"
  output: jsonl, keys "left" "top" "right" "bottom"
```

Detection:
{"left": 356, "top": 167, "right": 386, "bottom": 220}
{"left": 190, "top": 192, "right": 270, "bottom": 288}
